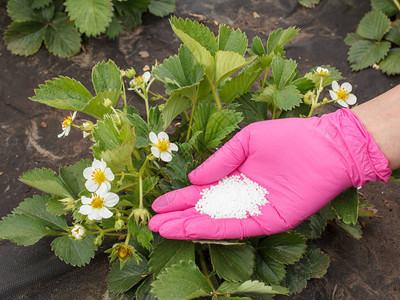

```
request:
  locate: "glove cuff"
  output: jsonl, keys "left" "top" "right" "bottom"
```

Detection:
{"left": 332, "top": 108, "right": 392, "bottom": 187}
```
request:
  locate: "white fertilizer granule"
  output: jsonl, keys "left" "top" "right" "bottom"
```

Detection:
{"left": 195, "top": 174, "right": 269, "bottom": 219}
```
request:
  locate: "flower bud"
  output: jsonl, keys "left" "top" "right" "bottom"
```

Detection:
{"left": 116, "top": 244, "right": 134, "bottom": 260}
{"left": 80, "top": 121, "right": 94, "bottom": 138}
{"left": 114, "top": 219, "right": 125, "bottom": 231}
{"left": 59, "top": 196, "right": 75, "bottom": 211}
{"left": 303, "top": 91, "right": 315, "bottom": 105}
{"left": 71, "top": 224, "right": 85, "bottom": 240}
{"left": 103, "top": 98, "right": 113, "bottom": 108}
{"left": 125, "top": 68, "right": 136, "bottom": 78}
{"left": 93, "top": 234, "right": 103, "bottom": 247}
{"left": 132, "top": 208, "right": 151, "bottom": 225}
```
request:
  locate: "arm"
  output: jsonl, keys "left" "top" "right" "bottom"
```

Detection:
{"left": 352, "top": 84, "right": 400, "bottom": 170}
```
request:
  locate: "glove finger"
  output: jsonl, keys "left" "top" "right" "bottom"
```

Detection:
{"left": 188, "top": 128, "right": 249, "bottom": 185}
{"left": 148, "top": 207, "right": 197, "bottom": 232}
{"left": 152, "top": 184, "right": 210, "bottom": 213}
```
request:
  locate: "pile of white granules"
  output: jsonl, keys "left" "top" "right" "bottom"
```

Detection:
{"left": 195, "top": 174, "right": 269, "bottom": 219}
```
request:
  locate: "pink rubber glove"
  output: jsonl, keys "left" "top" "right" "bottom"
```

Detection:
{"left": 149, "top": 108, "right": 391, "bottom": 240}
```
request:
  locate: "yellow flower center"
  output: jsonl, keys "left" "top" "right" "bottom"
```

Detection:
{"left": 116, "top": 245, "right": 133, "bottom": 259}
{"left": 135, "top": 76, "right": 144, "bottom": 86}
{"left": 90, "top": 195, "right": 104, "bottom": 209}
{"left": 61, "top": 116, "right": 72, "bottom": 128}
{"left": 335, "top": 88, "right": 349, "bottom": 101}
{"left": 92, "top": 168, "right": 106, "bottom": 184}
{"left": 157, "top": 138, "right": 170, "bottom": 152}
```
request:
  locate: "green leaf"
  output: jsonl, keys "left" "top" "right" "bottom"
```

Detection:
{"left": 215, "top": 51, "right": 253, "bottom": 85}
{"left": 30, "top": 76, "right": 92, "bottom": 111}
{"left": 294, "top": 213, "right": 327, "bottom": 240}
{"left": 51, "top": 235, "right": 96, "bottom": 266}
{"left": 258, "top": 84, "right": 302, "bottom": 111}
{"left": 304, "top": 65, "right": 343, "bottom": 89}
{"left": 102, "top": 137, "right": 135, "bottom": 172}
{"left": 380, "top": 48, "right": 400, "bottom": 75}
{"left": 148, "top": 239, "right": 195, "bottom": 276}
{"left": 108, "top": 255, "right": 149, "bottom": 293}
{"left": 105, "top": 15, "right": 124, "bottom": 39}
{"left": 336, "top": 219, "right": 362, "bottom": 239}
{"left": 348, "top": 40, "right": 391, "bottom": 71}
{"left": 272, "top": 57, "right": 297, "bottom": 89}
{"left": 255, "top": 252, "right": 286, "bottom": 285}
{"left": 356, "top": 10, "right": 391, "bottom": 41}
{"left": 170, "top": 17, "right": 216, "bottom": 78}
{"left": 386, "top": 24, "right": 400, "bottom": 46}
{"left": 217, "top": 280, "right": 289, "bottom": 296}
{"left": 170, "top": 16, "right": 218, "bottom": 55}
{"left": 20, "top": 168, "right": 71, "bottom": 197}
{"left": 128, "top": 219, "right": 153, "bottom": 250}
{"left": 46, "top": 197, "right": 67, "bottom": 216}
{"left": 162, "top": 147, "right": 194, "bottom": 189}
{"left": 209, "top": 244, "right": 255, "bottom": 282}
{"left": 331, "top": 187, "right": 359, "bottom": 225}
{"left": 298, "top": 0, "right": 320, "bottom": 8}
{"left": 291, "top": 77, "right": 315, "bottom": 94}
{"left": 161, "top": 94, "right": 191, "bottom": 129}
{"left": 7, "top": 0, "right": 42, "bottom": 22}
{"left": 218, "top": 65, "right": 263, "bottom": 104}
{"left": 250, "top": 36, "right": 265, "bottom": 56}
{"left": 28, "top": 0, "right": 53, "bottom": 9}
{"left": 92, "top": 60, "right": 122, "bottom": 105}
{"left": 192, "top": 104, "right": 242, "bottom": 150}
{"left": 136, "top": 276, "right": 157, "bottom": 300}
{"left": 152, "top": 260, "right": 212, "bottom": 300}
{"left": 267, "top": 27, "right": 300, "bottom": 54}
{"left": 278, "top": 103, "right": 310, "bottom": 119}
{"left": 81, "top": 90, "right": 118, "bottom": 119}
{"left": 371, "top": 0, "right": 399, "bottom": 17}
{"left": 65, "top": 0, "right": 113, "bottom": 36}
{"left": 344, "top": 32, "right": 364, "bottom": 47}
{"left": 13, "top": 194, "right": 68, "bottom": 230}
{"left": 234, "top": 93, "right": 268, "bottom": 124}
{"left": 152, "top": 45, "right": 204, "bottom": 97}
{"left": 283, "top": 248, "right": 329, "bottom": 293}
{"left": 358, "top": 197, "right": 378, "bottom": 217}
{"left": 148, "top": 0, "right": 175, "bottom": 17}
{"left": 44, "top": 13, "right": 81, "bottom": 58}
{"left": 92, "top": 115, "right": 121, "bottom": 151}
{"left": 126, "top": 112, "right": 150, "bottom": 148}
{"left": 217, "top": 24, "right": 248, "bottom": 55}
{"left": 148, "top": 106, "right": 164, "bottom": 133}
{"left": 0, "top": 213, "right": 55, "bottom": 246}
{"left": 259, "top": 232, "right": 307, "bottom": 265}
{"left": 119, "top": 9, "right": 145, "bottom": 30}
{"left": 4, "top": 21, "right": 46, "bottom": 56}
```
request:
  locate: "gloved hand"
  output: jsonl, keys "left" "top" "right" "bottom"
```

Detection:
{"left": 149, "top": 108, "right": 391, "bottom": 240}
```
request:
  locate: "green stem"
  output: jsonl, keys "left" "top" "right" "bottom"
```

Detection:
{"left": 122, "top": 78, "right": 128, "bottom": 114}
{"left": 392, "top": 0, "right": 400, "bottom": 10}
{"left": 125, "top": 233, "right": 131, "bottom": 245}
{"left": 272, "top": 105, "right": 277, "bottom": 119}
{"left": 104, "top": 233, "right": 126, "bottom": 237}
{"left": 197, "top": 247, "right": 217, "bottom": 295}
{"left": 138, "top": 155, "right": 151, "bottom": 209}
{"left": 207, "top": 77, "right": 222, "bottom": 111}
{"left": 261, "top": 69, "right": 268, "bottom": 89}
{"left": 186, "top": 87, "right": 199, "bottom": 142}
{"left": 149, "top": 90, "right": 167, "bottom": 101}
{"left": 182, "top": 111, "right": 190, "bottom": 122}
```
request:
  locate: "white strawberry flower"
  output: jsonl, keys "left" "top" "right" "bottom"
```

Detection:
{"left": 83, "top": 159, "right": 115, "bottom": 192}
{"left": 149, "top": 131, "right": 178, "bottom": 162}
{"left": 128, "top": 71, "right": 151, "bottom": 91}
{"left": 79, "top": 184, "right": 119, "bottom": 221}
{"left": 315, "top": 67, "right": 330, "bottom": 77}
{"left": 329, "top": 81, "right": 357, "bottom": 108}
{"left": 57, "top": 111, "right": 77, "bottom": 138}
{"left": 71, "top": 224, "right": 85, "bottom": 240}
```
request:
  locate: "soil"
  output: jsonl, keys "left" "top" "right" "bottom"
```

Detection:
{"left": 1, "top": 0, "right": 400, "bottom": 299}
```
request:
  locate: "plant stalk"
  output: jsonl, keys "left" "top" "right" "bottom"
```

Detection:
{"left": 196, "top": 247, "right": 217, "bottom": 296}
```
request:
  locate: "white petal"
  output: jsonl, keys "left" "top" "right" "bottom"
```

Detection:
{"left": 143, "top": 71, "right": 151, "bottom": 82}
{"left": 97, "top": 182, "right": 111, "bottom": 196}
{"left": 98, "top": 159, "right": 107, "bottom": 171}
{"left": 85, "top": 180, "right": 99, "bottom": 192}
{"left": 64, "top": 127, "right": 71, "bottom": 136}
{"left": 346, "top": 94, "right": 357, "bottom": 105}
{"left": 81, "top": 196, "right": 92, "bottom": 205}
{"left": 92, "top": 159, "right": 102, "bottom": 169}
{"left": 337, "top": 99, "right": 348, "bottom": 107}
{"left": 161, "top": 151, "right": 172, "bottom": 162}
{"left": 331, "top": 81, "right": 339, "bottom": 91}
{"left": 104, "top": 168, "right": 115, "bottom": 181}
{"left": 71, "top": 111, "right": 77, "bottom": 120}
{"left": 79, "top": 204, "right": 92, "bottom": 215}
{"left": 341, "top": 82, "right": 352, "bottom": 93}
{"left": 57, "top": 131, "right": 65, "bottom": 138}
{"left": 149, "top": 132, "right": 158, "bottom": 144}
{"left": 158, "top": 131, "right": 169, "bottom": 141}
{"left": 129, "top": 79, "right": 135, "bottom": 86}
{"left": 99, "top": 207, "right": 113, "bottom": 219}
{"left": 329, "top": 90, "right": 338, "bottom": 100}
{"left": 151, "top": 146, "right": 161, "bottom": 158}
{"left": 83, "top": 167, "right": 93, "bottom": 179}
{"left": 88, "top": 209, "right": 101, "bottom": 220}
{"left": 104, "top": 193, "right": 119, "bottom": 207}
{"left": 316, "top": 67, "right": 322, "bottom": 72}
{"left": 169, "top": 143, "right": 178, "bottom": 152}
